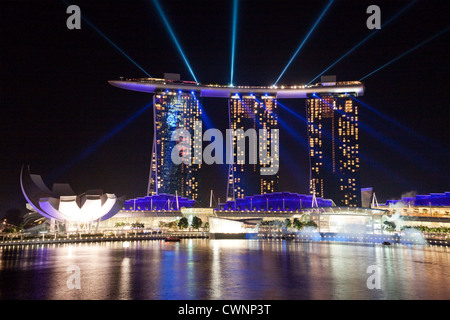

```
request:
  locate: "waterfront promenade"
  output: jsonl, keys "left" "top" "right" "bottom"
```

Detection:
{"left": 1, "top": 230, "right": 448, "bottom": 247}
{"left": 0, "top": 231, "right": 207, "bottom": 247}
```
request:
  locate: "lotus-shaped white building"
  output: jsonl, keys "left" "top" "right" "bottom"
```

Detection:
{"left": 20, "top": 166, "right": 125, "bottom": 224}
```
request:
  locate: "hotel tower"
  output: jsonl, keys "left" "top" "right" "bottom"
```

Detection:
{"left": 226, "top": 94, "right": 279, "bottom": 201}
{"left": 306, "top": 93, "right": 361, "bottom": 207}
{"left": 148, "top": 89, "right": 202, "bottom": 202}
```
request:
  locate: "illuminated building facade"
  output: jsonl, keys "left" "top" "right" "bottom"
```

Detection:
{"left": 226, "top": 94, "right": 279, "bottom": 200}
{"left": 110, "top": 75, "right": 365, "bottom": 205}
{"left": 306, "top": 94, "right": 361, "bottom": 207}
{"left": 148, "top": 90, "right": 202, "bottom": 202}
{"left": 220, "top": 192, "right": 333, "bottom": 211}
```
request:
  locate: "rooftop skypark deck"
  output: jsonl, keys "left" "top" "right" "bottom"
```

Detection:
{"left": 108, "top": 77, "right": 365, "bottom": 98}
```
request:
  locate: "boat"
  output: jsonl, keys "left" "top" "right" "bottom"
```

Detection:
{"left": 382, "top": 241, "right": 391, "bottom": 245}
{"left": 165, "top": 236, "right": 181, "bottom": 242}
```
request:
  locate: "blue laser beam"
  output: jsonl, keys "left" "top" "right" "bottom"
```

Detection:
{"left": 192, "top": 92, "right": 214, "bottom": 129}
{"left": 49, "top": 102, "right": 153, "bottom": 181}
{"left": 274, "top": 0, "right": 335, "bottom": 85}
{"left": 333, "top": 95, "right": 444, "bottom": 173}
{"left": 76, "top": 6, "right": 152, "bottom": 77}
{"left": 307, "top": 0, "right": 418, "bottom": 85}
{"left": 230, "top": 0, "right": 239, "bottom": 86}
{"left": 255, "top": 97, "right": 309, "bottom": 149}
{"left": 349, "top": 95, "right": 449, "bottom": 151}
{"left": 349, "top": 95, "right": 420, "bottom": 138}
{"left": 359, "top": 26, "right": 450, "bottom": 81}
{"left": 152, "top": 0, "right": 199, "bottom": 83}
{"left": 276, "top": 100, "right": 307, "bottom": 124}
{"left": 311, "top": 96, "right": 416, "bottom": 182}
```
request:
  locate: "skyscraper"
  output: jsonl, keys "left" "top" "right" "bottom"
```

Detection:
{"left": 306, "top": 93, "right": 361, "bottom": 207}
{"left": 226, "top": 94, "right": 279, "bottom": 200}
{"left": 148, "top": 90, "right": 202, "bottom": 202}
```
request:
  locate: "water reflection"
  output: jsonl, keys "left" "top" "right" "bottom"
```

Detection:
{"left": 0, "top": 240, "right": 449, "bottom": 299}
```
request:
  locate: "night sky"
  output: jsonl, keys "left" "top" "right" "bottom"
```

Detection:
{"left": 1, "top": 0, "right": 449, "bottom": 215}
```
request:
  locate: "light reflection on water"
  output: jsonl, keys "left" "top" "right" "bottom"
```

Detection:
{"left": 0, "top": 239, "right": 449, "bottom": 300}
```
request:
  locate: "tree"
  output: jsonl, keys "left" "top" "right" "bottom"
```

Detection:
{"left": 131, "top": 222, "right": 144, "bottom": 228}
{"left": 383, "top": 221, "right": 396, "bottom": 232}
{"left": 115, "top": 222, "right": 127, "bottom": 228}
{"left": 293, "top": 218, "right": 304, "bottom": 229}
{"left": 191, "top": 216, "right": 202, "bottom": 229}
{"left": 178, "top": 217, "right": 189, "bottom": 229}
{"left": 284, "top": 218, "right": 292, "bottom": 228}
{"left": 304, "top": 221, "right": 317, "bottom": 228}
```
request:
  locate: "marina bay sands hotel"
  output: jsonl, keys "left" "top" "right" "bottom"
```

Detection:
{"left": 109, "top": 74, "right": 364, "bottom": 207}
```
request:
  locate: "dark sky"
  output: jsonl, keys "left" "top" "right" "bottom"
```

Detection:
{"left": 0, "top": 0, "right": 449, "bottom": 214}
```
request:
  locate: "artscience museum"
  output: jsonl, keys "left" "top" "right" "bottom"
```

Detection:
{"left": 20, "top": 166, "right": 125, "bottom": 232}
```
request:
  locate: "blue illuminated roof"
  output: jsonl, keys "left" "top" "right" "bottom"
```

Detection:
{"left": 218, "top": 192, "right": 334, "bottom": 211}
{"left": 123, "top": 194, "right": 195, "bottom": 211}
{"left": 385, "top": 192, "right": 450, "bottom": 207}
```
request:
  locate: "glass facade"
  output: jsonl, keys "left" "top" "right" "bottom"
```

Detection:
{"left": 148, "top": 91, "right": 201, "bottom": 202}
{"left": 306, "top": 94, "right": 361, "bottom": 207}
{"left": 219, "top": 192, "right": 333, "bottom": 211}
{"left": 123, "top": 194, "right": 195, "bottom": 211}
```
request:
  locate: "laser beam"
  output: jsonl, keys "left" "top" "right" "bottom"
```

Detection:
{"left": 349, "top": 95, "right": 448, "bottom": 151}
{"left": 307, "top": 0, "right": 418, "bottom": 85}
{"left": 349, "top": 95, "right": 419, "bottom": 137}
{"left": 152, "top": 0, "right": 199, "bottom": 83}
{"left": 49, "top": 102, "right": 153, "bottom": 181}
{"left": 192, "top": 92, "right": 214, "bottom": 129}
{"left": 255, "top": 97, "right": 309, "bottom": 149}
{"left": 333, "top": 95, "right": 443, "bottom": 173}
{"left": 230, "top": 0, "right": 239, "bottom": 86}
{"left": 359, "top": 26, "right": 450, "bottom": 81}
{"left": 276, "top": 100, "right": 307, "bottom": 124}
{"left": 69, "top": 2, "right": 152, "bottom": 78}
{"left": 274, "top": 0, "right": 335, "bottom": 85}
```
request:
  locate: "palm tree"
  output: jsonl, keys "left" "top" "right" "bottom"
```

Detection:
{"left": 191, "top": 216, "right": 202, "bottom": 229}
{"left": 178, "top": 217, "right": 189, "bottom": 229}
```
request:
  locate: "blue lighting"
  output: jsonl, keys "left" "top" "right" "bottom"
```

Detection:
{"left": 359, "top": 26, "right": 449, "bottom": 81}
{"left": 307, "top": 0, "right": 418, "bottom": 85}
{"left": 331, "top": 96, "right": 438, "bottom": 172}
{"left": 123, "top": 194, "right": 195, "bottom": 211}
{"left": 256, "top": 97, "right": 308, "bottom": 149}
{"left": 230, "top": 0, "right": 239, "bottom": 86}
{"left": 274, "top": 0, "right": 335, "bottom": 85}
{"left": 74, "top": 6, "right": 152, "bottom": 77}
{"left": 276, "top": 100, "right": 307, "bottom": 124}
{"left": 386, "top": 192, "right": 450, "bottom": 207}
{"left": 349, "top": 95, "right": 446, "bottom": 151}
{"left": 167, "top": 113, "right": 177, "bottom": 127}
{"left": 152, "top": 0, "right": 199, "bottom": 83}
{"left": 219, "top": 192, "right": 333, "bottom": 211}
{"left": 192, "top": 94, "right": 214, "bottom": 129}
{"left": 49, "top": 101, "right": 153, "bottom": 181}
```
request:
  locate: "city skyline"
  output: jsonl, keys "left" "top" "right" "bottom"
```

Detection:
{"left": 0, "top": 0, "right": 449, "bottom": 216}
